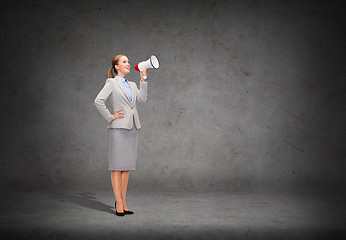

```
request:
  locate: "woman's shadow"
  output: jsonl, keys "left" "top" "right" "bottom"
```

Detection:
{"left": 54, "top": 191, "right": 114, "bottom": 214}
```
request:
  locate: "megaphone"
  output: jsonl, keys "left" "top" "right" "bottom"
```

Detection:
{"left": 134, "top": 55, "right": 159, "bottom": 80}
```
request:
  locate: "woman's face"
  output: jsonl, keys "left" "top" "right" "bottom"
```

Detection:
{"left": 115, "top": 56, "right": 130, "bottom": 76}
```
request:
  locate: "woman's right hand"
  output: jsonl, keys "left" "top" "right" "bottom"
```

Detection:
{"left": 112, "top": 109, "right": 124, "bottom": 121}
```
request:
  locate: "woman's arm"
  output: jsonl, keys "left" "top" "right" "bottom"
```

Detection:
{"left": 136, "top": 81, "right": 148, "bottom": 103}
{"left": 94, "top": 79, "right": 114, "bottom": 123}
{"left": 136, "top": 70, "right": 148, "bottom": 103}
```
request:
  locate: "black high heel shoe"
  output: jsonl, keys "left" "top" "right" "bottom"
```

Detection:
{"left": 114, "top": 200, "right": 125, "bottom": 216}
{"left": 115, "top": 200, "right": 134, "bottom": 215}
{"left": 123, "top": 209, "right": 134, "bottom": 215}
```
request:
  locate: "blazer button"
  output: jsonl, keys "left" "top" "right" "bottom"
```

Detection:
{"left": 131, "top": 107, "right": 133, "bottom": 109}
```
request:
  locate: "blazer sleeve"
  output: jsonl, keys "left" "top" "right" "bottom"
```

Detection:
{"left": 94, "top": 79, "right": 114, "bottom": 123}
{"left": 136, "top": 81, "right": 148, "bottom": 103}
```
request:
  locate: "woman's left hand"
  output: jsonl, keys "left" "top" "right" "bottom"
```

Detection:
{"left": 140, "top": 70, "right": 148, "bottom": 81}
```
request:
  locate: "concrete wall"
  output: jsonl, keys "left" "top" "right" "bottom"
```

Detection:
{"left": 1, "top": 0, "right": 345, "bottom": 192}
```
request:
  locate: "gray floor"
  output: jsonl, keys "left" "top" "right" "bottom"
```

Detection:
{"left": 1, "top": 188, "right": 345, "bottom": 239}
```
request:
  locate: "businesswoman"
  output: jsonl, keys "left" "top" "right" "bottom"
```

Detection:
{"left": 94, "top": 55, "right": 148, "bottom": 216}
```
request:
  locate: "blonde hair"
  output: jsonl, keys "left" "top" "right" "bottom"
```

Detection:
{"left": 108, "top": 54, "right": 125, "bottom": 78}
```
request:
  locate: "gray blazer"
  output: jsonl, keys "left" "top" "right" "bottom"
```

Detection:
{"left": 94, "top": 76, "right": 148, "bottom": 129}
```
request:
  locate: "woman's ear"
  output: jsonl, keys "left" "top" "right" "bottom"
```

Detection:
{"left": 114, "top": 65, "right": 119, "bottom": 71}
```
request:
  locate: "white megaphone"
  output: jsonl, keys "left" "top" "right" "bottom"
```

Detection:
{"left": 134, "top": 55, "right": 159, "bottom": 80}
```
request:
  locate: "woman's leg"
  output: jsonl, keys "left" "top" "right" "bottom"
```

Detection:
{"left": 111, "top": 170, "right": 124, "bottom": 213}
{"left": 121, "top": 170, "right": 130, "bottom": 211}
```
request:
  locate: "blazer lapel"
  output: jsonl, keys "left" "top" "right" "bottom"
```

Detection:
{"left": 115, "top": 76, "right": 134, "bottom": 105}
{"left": 128, "top": 83, "right": 135, "bottom": 106}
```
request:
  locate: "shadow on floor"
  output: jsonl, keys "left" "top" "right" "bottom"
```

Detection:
{"left": 54, "top": 191, "right": 114, "bottom": 215}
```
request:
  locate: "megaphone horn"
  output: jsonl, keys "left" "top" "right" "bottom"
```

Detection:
{"left": 134, "top": 55, "right": 159, "bottom": 79}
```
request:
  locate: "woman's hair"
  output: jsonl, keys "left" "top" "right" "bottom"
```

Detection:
{"left": 108, "top": 54, "right": 125, "bottom": 78}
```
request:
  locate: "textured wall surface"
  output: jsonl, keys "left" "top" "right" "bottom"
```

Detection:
{"left": 1, "top": 0, "right": 345, "bottom": 192}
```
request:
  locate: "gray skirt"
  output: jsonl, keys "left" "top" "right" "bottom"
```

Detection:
{"left": 108, "top": 126, "right": 138, "bottom": 171}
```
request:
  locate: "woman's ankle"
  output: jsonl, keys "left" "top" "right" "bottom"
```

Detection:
{"left": 116, "top": 201, "right": 124, "bottom": 211}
